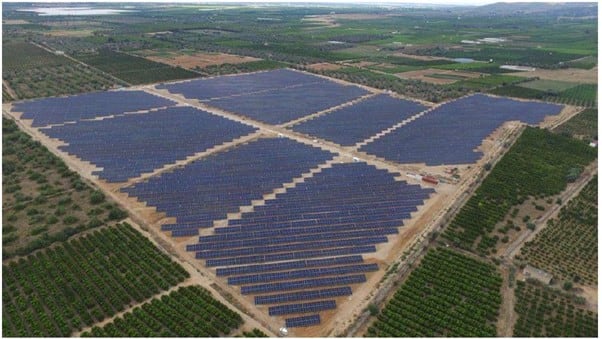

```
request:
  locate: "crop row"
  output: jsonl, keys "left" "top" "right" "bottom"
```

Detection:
{"left": 519, "top": 176, "right": 597, "bottom": 285}
{"left": 82, "top": 285, "right": 243, "bottom": 337}
{"left": 513, "top": 280, "right": 597, "bottom": 337}
{"left": 553, "top": 108, "right": 597, "bottom": 142}
{"left": 365, "top": 248, "right": 502, "bottom": 337}
{"left": 490, "top": 84, "right": 597, "bottom": 108}
{"left": 2, "top": 223, "right": 189, "bottom": 337}
{"left": 442, "top": 127, "right": 596, "bottom": 254}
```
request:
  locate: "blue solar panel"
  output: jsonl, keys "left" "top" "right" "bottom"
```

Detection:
{"left": 216, "top": 256, "right": 364, "bottom": 276}
{"left": 292, "top": 94, "right": 427, "bottom": 146}
{"left": 285, "top": 314, "right": 321, "bottom": 327}
{"left": 228, "top": 263, "right": 378, "bottom": 285}
{"left": 156, "top": 69, "right": 322, "bottom": 101}
{"left": 361, "top": 94, "right": 563, "bottom": 165}
{"left": 206, "top": 80, "right": 369, "bottom": 124}
{"left": 269, "top": 300, "right": 336, "bottom": 316}
{"left": 241, "top": 274, "right": 367, "bottom": 294}
{"left": 14, "top": 90, "right": 176, "bottom": 127}
{"left": 255, "top": 286, "right": 353, "bottom": 305}
{"left": 123, "top": 137, "right": 334, "bottom": 227}
{"left": 41, "top": 106, "right": 257, "bottom": 182}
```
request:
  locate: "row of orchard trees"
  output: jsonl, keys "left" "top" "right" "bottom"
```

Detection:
{"left": 2, "top": 223, "right": 189, "bottom": 337}
{"left": 366, "top": 248, "right": 502, "bottom": 337}
{"left": 82, "top": 286, "right": 243, "bottom": 337}
{"left": 442, "top": 127, "right": 596, "bottom": 254}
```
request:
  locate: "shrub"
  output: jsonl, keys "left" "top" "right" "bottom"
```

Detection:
{"left": 90, "top": 190, "right": 105, "bottom": 205}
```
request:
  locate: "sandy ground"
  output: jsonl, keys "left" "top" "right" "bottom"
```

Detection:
{"left": 3, "top": 69, "right": 576, "bottom": 337}
{"left": 3, "top": 19, "right": 29, "bottom": 24}
{"left": 3, "top": 79, "right": 17, "bottom": 100}
{"left": 396, "top": 68, "right": 482, "bottom": 85}
{"left": 142, "top": 51, "right": 261, "bottom": 69}
{"left": 306, "top": 62, "right": 343, "bottom": 71}
{"left": 508, "top": 67, "right": 598, "bottom": 84}
{"left": 43, "top": 29, "right": 95, "bottom": 37}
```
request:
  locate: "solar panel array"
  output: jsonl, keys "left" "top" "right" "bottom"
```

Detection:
{"left": 292, "top": 94, "right": 427, "bottom": 146}
{"left": 285, "top": 314, "right": 321, "bottom": 328}
{"left": 186, "top": 162, "right": 433, "bottom": 325}
{"left": 13, "top": 90, "right": 175, "bottom": 127}
{"left": 360, "top": 94, "right": 563, "bottom": 165}
{"left": 122, "top": 137, "right": 335, "bottom": 231}
{"left": 41, "top": 106, "right": 257, "bottom": 182}
{"left": 206, "top": 81, "right": 369, "bottom": 124}
{"left": 156, "top": 69, "right": 322, "bottom": 101}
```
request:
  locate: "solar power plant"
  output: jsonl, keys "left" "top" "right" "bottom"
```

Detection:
{"left": 205, "top": 80, "right": 369, "bottom": 124}
{"left": 189, "top": 162, "right": 433, "bottom": 322}
{"left": 122, "top": 137, "right": 335, "bottom": 232}
{"left": 360, "top": 94, "right": 563, "bottom": 165}
{"left": 156, "top": 68, "right": 325, "bottom": 101}
{"left": 291, "top": 94, "right": 428, "bottom": 146}
{"left": 12, "top": 90, "right": 176, "bottom": 127}
{"left": 40, "top": 106, "right": 258, "bottom": 182}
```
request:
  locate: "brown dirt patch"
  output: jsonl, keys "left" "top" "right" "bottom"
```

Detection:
{"left": 396, "top": 68, "right": 482, "bottom": 85}
{"left": 508, "top": 67, "right": 598, "bottom": 84}
{"left": 3, "top": 19, "right": 30, "bottom": 25}
{"left": 142, "top": 51, "right": 261, "bottom": 70}
{"left": 392, "top": 52, "right": 451, "bottom": 61}
{"left": 306, "top": 62, "right": 343, "bottom": 71}
{"left": 44, "top": 29, "right": 95, "bottom": 37}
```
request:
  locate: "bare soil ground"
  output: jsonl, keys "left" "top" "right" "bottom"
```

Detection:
{"left": 306, "top": 62, "right": 343, "bottom": 71}
{"left": 3, "top": 19, "right": 29, "bottom": 24}
{"left": 508, "top": 67, "right": 598, "bottom": 84}
{"left": 396, "top": 68, "right": 481, "bottom": 85}
{"left": 43, "top": 29, "right": 95, "bottom": 37}
{"left": 140, "top": 51, "right": 260, "bottom": 69}
{"left": 392, "top": 52, "right": 452, "bottom": 61}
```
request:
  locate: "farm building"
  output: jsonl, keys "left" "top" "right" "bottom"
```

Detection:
{"left": 523, "top": 265, "right": 553, "bottom": 285}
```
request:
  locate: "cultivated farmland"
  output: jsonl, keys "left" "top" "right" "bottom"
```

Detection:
{"left": 82, "top": 285, "right": 244, "bottom": 337}
{"left": 365, "top": 248, "right": 502, "bottom": 337}
{"left": 2, "top": 42, "right": 122, "bottom": 99}
{"left": 519, "top": 177, "right": 597, "bottom": 285}
{"left": 2, "top": 223, "right": 189, "bottom": 337}
{"left": 513, "top": 280, "right": 597, "bottom": 337}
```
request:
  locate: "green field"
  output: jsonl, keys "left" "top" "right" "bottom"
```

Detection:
{"left": 76, "top": 49, "right": 199, "bottom": 85}
{"left": 442, "top": 127, "right": 597, "bottom": 255}
{"left": 553, "top": 108, "right": 598, "bottom": 142}
{"left": 518, "top": 79, "right": 579, "bottom": 93}
{"left": 519, "top": 177, "right": 597, "bottom": 285}
{"left": 366, "top": 248, "right": 502, "bottom": 337}
{"left": 513, "top": 280, "right": 597, "bottom": 337}
{"left": 2, "top": 118, "right": 127, "bottom": 258}
{"left": 2, "top": 223, "right": 189, "bottom": 337}
{"left": 82, "top": 286, "right": 243, "bottom": 337}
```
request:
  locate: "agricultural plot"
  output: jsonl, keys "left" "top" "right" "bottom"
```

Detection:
{"left": 366, "top": 248, "right": 502, "bottom": 337}
{"left": 518, "top": 79, "right": 579, "bottom": 93}
{"left": 519, "top": 177, "right": 597, "bottom": 285}
{"left": 513, "top": 280, "right": 597, "bottom": 337}
{"left": 291, "top": 94, "right": 427, "bottom": 146}
{"left": 12, "top": 90, "right": 175, "bottom": 127}
{"left": 76, "top": 49, "right": 198, "bottom": 85}
{"left": 82, "top": 286, "right": 243, "bottom": 337}
{"left": 360, "top": 94, "right": 563, "bottom": 166}
{"left": 41, "top": 106, "right": 257, "bottom": 182}
{"left": 490, "top": 84, "right": 597, "bottom": 108}
{"left": 2, "top": 118, "right": 127, "bottom": 259}
{"left": 156, "top": 68, "right": 320, "bottom": 101}
{"left": 206, "top": 80, "right": 369, "bottom": 124}
{"left": 2, "top": 42, "right": 122, "bottom": 100}
{"left": 553, "top": 108, "right": 597, "bottom": 142}
{"left": 2, "top": 223, "right": 189, "bottom": 337}
{"left": 187, "top": 162, "right": 433, "bottom": 324}
{"left": 122, "top": 137, "right": 335, "bottom": 233}
{"left": 442, "top": 127, "right": 596, "bottom": 254}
